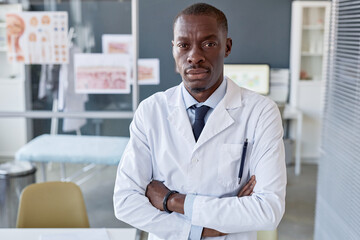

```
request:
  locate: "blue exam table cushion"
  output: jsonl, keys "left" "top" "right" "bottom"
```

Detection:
{"left": 15, "top": 134, "right": 129, "bottom": 165}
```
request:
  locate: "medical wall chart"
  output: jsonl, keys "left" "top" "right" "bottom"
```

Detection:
{"left": 224, "top": 64, "right": 270, "bottom": 95}
{"left": 74, "top": 53, "right": 131, "bottom": 94}
{"left": 6, "top": 11, "right": 68, "bottom": 64}
{"left": 102, "top": 34, "right": 132, "bottom": 56}
{"left": 137, "top": 58, "right": 160, "bottom": 85}
{"left": 102, "top": 34, "right": 160, "bottom": 85}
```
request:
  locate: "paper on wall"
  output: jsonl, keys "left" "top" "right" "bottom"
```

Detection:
{"left": 74, "top": 53, "right": 131, "bottom": 94}
{"left": 224, "top": 64, "right": 270, "bottom": 95}
{"left": 6, "top": 11, "right": 69, "bottom": 64}
{"left": 102, "top": 34, "right": 132, "bottom": 56}
{"left": 102, "top": 34, "right": 160, "bottom": 85}
{"left": 136, "top": 58, "right": 160, "bottom": 85}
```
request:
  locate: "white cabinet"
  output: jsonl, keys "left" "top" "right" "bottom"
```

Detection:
{"left": 290, "top": 1, "right": 331, "bottom": 161}
{"left": 0, "top": 4, "right": 29, "bottom": 161}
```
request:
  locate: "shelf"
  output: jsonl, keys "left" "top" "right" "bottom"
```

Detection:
{"left": 299, "top": 80, "right": 322, "bottom": 85}
{"left": 301, "top": 52, "right": 323, "bottom": 56}
{"left": 0, "top": 47, "right": 7, "bottom": 52}
{"left": 0, "top": 77, "right": 24, "bottom": 83}
{"left": 302, "top": 25, "right": 324, "bottom": 30}
{"left": 0, "top": 23, "right": 6, "bottom": 28}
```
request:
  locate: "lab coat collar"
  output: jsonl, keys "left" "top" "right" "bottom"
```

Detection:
{"left": 167, "top": 81, "right": 185, "bottom": 107}
{"left": 166, "top": 77, "right": 243, "bottom": 109}
{"left": 166, "top": 77, "right": 244, "bottom": 148}
{"left": 195, "top": 77, "right": 244, "bottom": 149}
{"left": 167, "top": 83, "right": 196, "bottom": 145}
{"left": 222, "top": 76, "right": 243, "bottom": 109}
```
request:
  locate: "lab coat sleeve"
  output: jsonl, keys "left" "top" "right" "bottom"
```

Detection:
{"left": 113, "top": 101, "right": 191, "bottom": 240}
{"left": 191, "top": 100, "right": 286, "bottom": 233}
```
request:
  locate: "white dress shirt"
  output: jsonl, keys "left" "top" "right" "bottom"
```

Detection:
{"left": 182, "top": 76, "right": 227, "bottom": 126}
{"left": 113, "top": 77, "right": 287, "bottom": 240}
{"left": 182, "top": 78, "right": 227, "bottom": 239}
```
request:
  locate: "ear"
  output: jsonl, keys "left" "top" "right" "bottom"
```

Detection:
{"left": 224, "top": 38, "right": 232, "bottom": 58}
{"left": 172, "top": 40, "right": 175, "bottom": 58}
{"left": 171, "top": 40, "right": 179, "bottom": 73}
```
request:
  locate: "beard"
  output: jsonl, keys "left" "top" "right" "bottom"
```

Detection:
{"left": 189, "top": 87, "right": 206, "bottom": 93}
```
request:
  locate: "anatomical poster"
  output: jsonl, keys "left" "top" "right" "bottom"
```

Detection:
{"left": 102, "top": 34, "right": 132, "bottom": 56}
{"left": 102, "top": 34, "right": 160, "bottom": 85}
{"left": 136, "top": 58, "right": 160, "bottom": 85}
{"left": 74, "top": 53, "right": 131, "bottom": 94}
{"left": 6, "top": 11, "right": 68, "bottom": 64}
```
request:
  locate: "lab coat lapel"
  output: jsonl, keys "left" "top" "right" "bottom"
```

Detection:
{"left": 167, "top": 84, "right": 196, "bottom": 145}
{"left": 195, "top": 102, "right": 234, "bottom": 149}
{"left": 194, "top": 78, "right": 243, "bottom": 150}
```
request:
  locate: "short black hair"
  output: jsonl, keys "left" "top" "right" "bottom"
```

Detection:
{"left": 173, "top": 3, "right": 228, "bottom": 34}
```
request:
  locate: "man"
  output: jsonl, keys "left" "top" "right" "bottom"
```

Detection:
{"left": 114, "top": 3, "right": 286, "bottom": 240}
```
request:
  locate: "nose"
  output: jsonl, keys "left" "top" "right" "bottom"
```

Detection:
{"left": 187, "top": 47, "right": 205, "bottom": 64}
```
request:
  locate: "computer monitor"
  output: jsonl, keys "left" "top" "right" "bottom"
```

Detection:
{"left": 224, "top": 64, "right": 270, "bottom": 95}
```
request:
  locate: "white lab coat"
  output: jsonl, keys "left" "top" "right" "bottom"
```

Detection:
{"left": 114, "top": 78, "right": 286, "bottom": 240}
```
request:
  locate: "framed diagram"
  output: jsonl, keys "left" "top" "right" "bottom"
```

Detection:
{"left": 6, "top": 11, "right": 68, "bottom": 64}
{"left": 75, "top": 54, "right": 131, "bottom": 94}
{"left": 224, "top": 64, "right": 270, "bottom": 95}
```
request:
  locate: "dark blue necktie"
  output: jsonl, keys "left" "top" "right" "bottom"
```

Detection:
{"left": 192, "top": 105, "right": 210, "bottom": 141}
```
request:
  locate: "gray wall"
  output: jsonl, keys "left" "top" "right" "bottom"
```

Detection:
{"left": 31, "top": 0, "right": 292, "bottom": 137}
{"left": 87, "top": 0, "right": 292, "bottom": 98}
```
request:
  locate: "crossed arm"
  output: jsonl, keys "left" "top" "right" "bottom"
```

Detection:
{"left": 145, "top": 176, "right": 256, "bottom": 238}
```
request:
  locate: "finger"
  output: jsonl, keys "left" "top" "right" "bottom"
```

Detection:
{"left": 249, "top": 175, "right": 256, "bottom": 183}
{"left": 242, "top": 188, "right": 253, "bottom": 196}
{"left": 244, "top": 181, "right": 256, "bottom": 196}
{"left": 246, "top": 176, "right": 255, "bottom": 187}
{"left": 238, "top": 176, "right": 256, "bottom": 197}
{"left": 250, "top": 179, "right": 256, "bottom": 187}
{"left": 239, "top": 177, "right": 254, "bottom": 192}
{"left": 238, "top": 182, "right": 251, "bottom": 196}
{"left": 250, "top": 180, "right": 256, "bottom": 190}
{"left": 244, "top": 176, "right": 255, "bottom": 188}
{"left": 239, "top": 181, "right": 256, "bottom": 197}
{"left": 248, "top": 177, "right": 256, "bottom": 190}
{"left": 238, "top": 186, "right": 251, "bottom": 197}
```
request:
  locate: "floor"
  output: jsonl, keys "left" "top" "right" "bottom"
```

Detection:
{"left": 278, "top": 164, "right": 318, "bottom": 240}
{"left": 19, "top": 162, "right": 318, "bottom": 239}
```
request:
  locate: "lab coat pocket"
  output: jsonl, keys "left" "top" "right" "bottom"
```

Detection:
{"left": 217, "top": 143, "right": 243, "bottom": 188}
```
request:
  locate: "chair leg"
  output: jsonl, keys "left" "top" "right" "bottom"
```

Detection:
{"left": 135, "top": 229, "right": 142, "bottom": 240}
{"left": 41, "top": 162, "right": 47, "bottom": 182}
{"left": 60, "top": 163, "right": 66, "bottom": 181}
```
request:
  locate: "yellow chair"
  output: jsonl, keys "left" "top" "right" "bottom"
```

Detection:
{"left": 257, "top": 229, "right": 278, "bottom": 240}
{"left": 16, "top": 181, "right": 90, "bottom": 228}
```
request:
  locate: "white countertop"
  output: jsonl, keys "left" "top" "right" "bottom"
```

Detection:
{"left": 0, "top": 228, "right": 138, "bottom": 240}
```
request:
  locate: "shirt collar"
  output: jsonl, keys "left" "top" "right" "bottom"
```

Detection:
{"left": 181, "top": 76, "right": 227, "bottom": 109}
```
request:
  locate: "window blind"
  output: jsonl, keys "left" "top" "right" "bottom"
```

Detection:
{"left": 315, "top": 0, "right": 360, "bottom": 239}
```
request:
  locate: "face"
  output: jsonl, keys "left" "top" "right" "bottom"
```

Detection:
{"left": 172, "top": 14, "right": 232, "bottom": 101}
{"left": 6, "top": 15, "right": 25, "bottom": 36}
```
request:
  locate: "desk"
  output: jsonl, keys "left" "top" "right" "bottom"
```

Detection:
{"left": 0, "top": 228, "right": 138, "bottom": 240}
{"left": 282, "top": 104, "right": 303, "bottom": 175}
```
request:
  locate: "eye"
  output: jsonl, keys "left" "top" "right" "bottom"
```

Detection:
{"left": 203, "top": 42, "right": 217, "bottom": 48}
{"left": 177, "top": 43, "right": 189, "bottom": 49}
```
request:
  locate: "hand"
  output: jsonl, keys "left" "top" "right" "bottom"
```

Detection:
{"left": 145, "top": 180, "right": 170, "bottom": 211}
{"left": 202, "top": 228, "right": 227, "bottom": 237}
{"left": 237, "top": 175, "right": 256, "bottom": 197}
{"left": 146, "top": 180, "right": 186, "bottom": 214}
